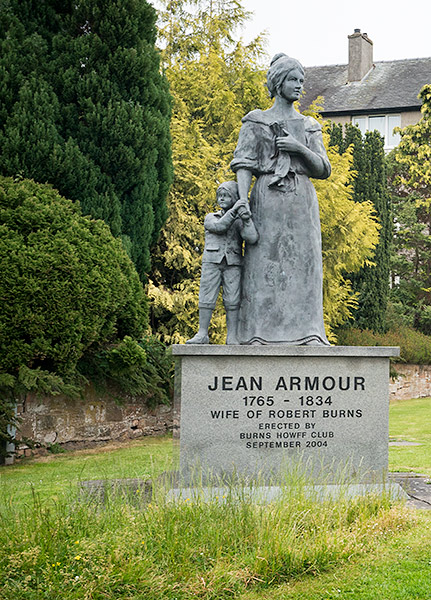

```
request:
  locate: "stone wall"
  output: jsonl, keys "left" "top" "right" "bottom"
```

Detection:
{"left": 10, "top": 364, "right": 431, "bottom": 459}
{"left": 15, "top": 386, "right": 173, "bottom": 457}
{"left": 390, "top": 363, "right": 431, "bottom": 401}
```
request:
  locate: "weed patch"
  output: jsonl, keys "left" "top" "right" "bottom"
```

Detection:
{"left": 0, "top": 478, "right": 413, "bottom": 600}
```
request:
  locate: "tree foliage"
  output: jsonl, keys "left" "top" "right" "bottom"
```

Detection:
{"left": 315, "top": 129, "right": 380, "bottom": 336}
{"left": 389, "top": 85, "right": 431, "bottom": 333}
{"left": 328, "top": 124, "right": 391, "bottom": 332}
{"left": 149, "top": 0, "right": 270, "bottom": 343}
{"left": 0, "top": 177, "right": 148, "bottom": 377}
{"left": 0, "top": 0, "right": 172, "bottom": 279}
{"left": 395, "top": 85, "right": 431, "bottom": 194}
{"left": 149, "top": 0, "right": 380, "bottom": 343}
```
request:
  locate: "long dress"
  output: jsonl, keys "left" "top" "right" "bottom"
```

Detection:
{"left": 231, "top": 109, "right": 331, "bottom": 345}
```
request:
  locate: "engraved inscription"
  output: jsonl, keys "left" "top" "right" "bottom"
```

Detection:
{"left": 205, "top": 371, "right": 368, "bottom": 453}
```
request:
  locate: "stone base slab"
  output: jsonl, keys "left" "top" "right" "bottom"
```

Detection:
{"left": 167, "top": 482, "right": 407, "bottom": 503}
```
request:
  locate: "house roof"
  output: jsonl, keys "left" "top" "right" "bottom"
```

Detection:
{"left": 302, "top": 57, "right": 431, "bottom": 116}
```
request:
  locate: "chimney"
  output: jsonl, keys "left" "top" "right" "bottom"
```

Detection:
{"left": 348, "top": 29, "right": 373, "bottom": 82}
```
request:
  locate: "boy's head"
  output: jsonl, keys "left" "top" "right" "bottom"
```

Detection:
{"left": 216, "top": 181, "right": 239, "bottom": 210}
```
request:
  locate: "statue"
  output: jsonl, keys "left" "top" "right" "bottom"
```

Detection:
{"left": 231, "top": 53, "right": 331, "bottom": 345}
{"left": 186, "top": 181, "right": 258, "bottom": 345}
{"left": 187, "top": 54, "right": 331, "bottom": 346}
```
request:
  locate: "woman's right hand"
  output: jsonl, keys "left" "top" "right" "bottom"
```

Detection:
{"left": 275, "top": 133, "right": 304, "bottom": 155}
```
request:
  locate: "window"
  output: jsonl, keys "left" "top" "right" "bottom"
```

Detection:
{"left": 368, "top": 116, "right": 385, "bottom": 137}
{"left": 387, "top": 115, "right": 401, "bottom": 148}
{"left": 353, "top": 116, "right": 367, "bottom": 135}
{"left": 352, "top": 115, "right": 401, "bottom": 150}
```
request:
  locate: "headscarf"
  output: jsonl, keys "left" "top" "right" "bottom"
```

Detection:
{"left": 266, "top": 53, "right": 305, "bottom": 98}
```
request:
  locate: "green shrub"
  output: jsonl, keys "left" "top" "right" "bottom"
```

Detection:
{"left": 336, "top": 325, "right": 431, "bottom": 364}
{"left": 80, "top": 334, "right": 174, "bottom": 407}
{"left": 0, "top": 177, "right": 172, "bottom": 458}
{"left": 0, "top": 0, "right": 173, "bottom": 280}
{"left": 47, "top": 442, "right": 65, "bottom": 455}
{"left": 0, "top": 176, "right": 148, "bottom": 376}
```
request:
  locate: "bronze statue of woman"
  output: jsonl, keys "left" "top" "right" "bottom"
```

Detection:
{"left": 231, "top": 53, "right": 331, "bottom": 345}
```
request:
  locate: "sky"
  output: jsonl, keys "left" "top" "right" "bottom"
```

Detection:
{"left": 239, "top": 0, "right": 431, "bottom": 67}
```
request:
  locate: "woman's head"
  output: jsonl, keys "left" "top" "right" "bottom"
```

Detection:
{"left": 267, "top": 53, "right": 305, "bottom": 99}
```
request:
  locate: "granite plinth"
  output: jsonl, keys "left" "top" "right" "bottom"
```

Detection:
{"left": 172, "top": 345, "right": 399, "bottom": 485}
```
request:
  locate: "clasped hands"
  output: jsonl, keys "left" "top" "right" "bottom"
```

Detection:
{"left": 233, "top": 199, "right": 252, "bottom": 220}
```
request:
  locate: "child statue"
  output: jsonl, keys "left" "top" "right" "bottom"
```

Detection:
{"left": 186, "top": 181, "right": 258, "bottom": 345}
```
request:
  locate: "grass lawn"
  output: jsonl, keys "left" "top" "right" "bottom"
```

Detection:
{"left": 0, "top": 397, "right": 430, "bottom": 599}
{"left": 389, "top": 397, "right": 431, "bottom": 476}
{"left": 239, "top": 511, "right": 431, "bottom": 599}
{"left": 0, "top": 435, "right": 177, "bottom": 510}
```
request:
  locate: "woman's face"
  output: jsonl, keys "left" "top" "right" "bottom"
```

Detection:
{"left": 279, "top": 68, "right": 304, "bottom": 102}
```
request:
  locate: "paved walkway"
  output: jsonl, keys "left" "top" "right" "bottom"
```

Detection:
{"left": 389, "top": 472, "right": 431, "bottom": 509}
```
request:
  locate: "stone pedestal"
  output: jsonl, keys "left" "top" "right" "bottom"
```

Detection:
{"left": 172, "top": 345, "right": 399, "bottom": 485}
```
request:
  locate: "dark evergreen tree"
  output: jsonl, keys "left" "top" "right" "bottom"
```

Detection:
{"left": 329, "top": 123, "right": 392, "bottom": 332}
{"left": 0, "top": 0, "right": 172, "bottom": 278}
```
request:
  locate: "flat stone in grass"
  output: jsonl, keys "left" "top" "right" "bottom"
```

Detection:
{"left": 389, "top": 440, "right": 422, "bottom": 446}
{"left": 79, "top": 478, "right": 152, "bottom": 505}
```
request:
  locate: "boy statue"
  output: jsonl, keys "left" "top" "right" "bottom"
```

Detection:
{"left": 186, "top": 181, "right": 258, "bottom": 345}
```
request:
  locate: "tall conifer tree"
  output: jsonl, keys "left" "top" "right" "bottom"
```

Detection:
{"left": 0, "top": 0, "right": 172, "bottom": 278}
{"left": 329, "top": 123, "right": 391, "bottom": 332}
